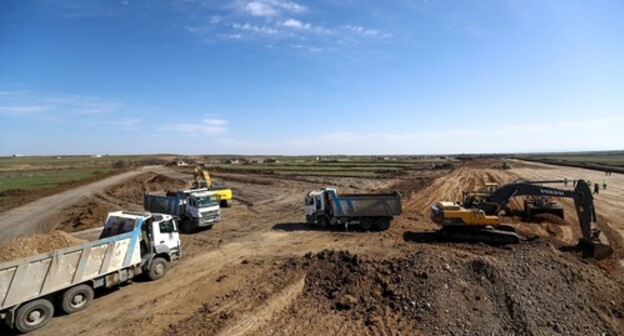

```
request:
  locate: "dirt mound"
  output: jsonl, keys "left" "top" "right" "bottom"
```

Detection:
{"left": 0, "top": 230, "right": 87, "bottom": 263}
{"left": 106, "top": 173, "right": 187, "bottom": 203}
{"left": 276, "top": 244, "right": 623, "bottom": 335}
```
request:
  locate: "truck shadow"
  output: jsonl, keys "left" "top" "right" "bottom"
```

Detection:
{"left": 272, "top": 222, "right": 373, "bottom": 233}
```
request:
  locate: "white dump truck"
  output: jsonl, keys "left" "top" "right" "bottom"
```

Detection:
{"left": 144, "top": 189, "right": 221, "bottom": 233}
{"left": 0, "top": 211, "right": 181, "bottom": 333}
{"left": 305, "top": 188, "right": 402, "bottom": 230}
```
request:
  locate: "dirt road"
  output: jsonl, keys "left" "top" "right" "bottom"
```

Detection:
{"left": 1, "top": 160, "right": 622, "bottom": 335}
{"left": 0, "top": 166, "right": 165, "bottom": 243}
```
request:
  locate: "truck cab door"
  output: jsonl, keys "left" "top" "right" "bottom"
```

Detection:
{"left": 152, "top": 219, "right": 180, "bottom": 252}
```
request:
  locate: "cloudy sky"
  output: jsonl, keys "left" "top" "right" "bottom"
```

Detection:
{"left": 1, "top": 0, "right": 623, "bottom": 155}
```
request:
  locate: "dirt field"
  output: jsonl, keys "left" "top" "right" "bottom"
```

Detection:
{"left": 1, "top": 159, "right": 623, "bottom": 335}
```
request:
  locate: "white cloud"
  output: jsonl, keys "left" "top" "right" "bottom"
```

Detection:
{"left": 0, "top": 90, "right": 122, "bottom": 115}
{"left": 245, "top": 2, "right": 277, "bottom": 16}
{"left": 210, "top": 15, "right": 221, "bottom": 24}
{"left": 282, "top": 18, "right": 309, "bottom": 29}
{"left": 213, "top": 117, "right": 624, "bottom": 155}
{"left": 233, "top": 22, "right": 279, "bottom": 35}
{"left": 343, "top": 24, "right": 392, "bottom": 39}
{"left": 0, "top": 105, "right": 52, "bottom": 114}
{"left": 166, "top": 118, "right": 229, "bottom": 136}
{"left": 241, "top": 0, "right": 305, "bottom": 17}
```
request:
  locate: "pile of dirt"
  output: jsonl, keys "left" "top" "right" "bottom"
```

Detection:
{"left": 0, "top": 230, "right": 87, "bottom": 263}
{"left": 106, "top": 173, "right": 187, "bottom": 203}
{"left": 282, "top": 243, "right": 624, "bottom": 335}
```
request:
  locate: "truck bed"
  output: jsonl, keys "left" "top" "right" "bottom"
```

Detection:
{"left": 330, "top": 191, "right": 402, "bottom": 218}
{"left": 0, "top": 231, "right": 141, "bottom": 311}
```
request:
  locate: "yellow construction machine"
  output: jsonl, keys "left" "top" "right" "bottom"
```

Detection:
{"left": 192, "top": 167, "right": 233, "bottom": 207}
{"left": 430, "top": 179, "right": 613, "bottom": 259}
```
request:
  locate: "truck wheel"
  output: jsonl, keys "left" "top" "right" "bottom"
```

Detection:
{"left": 220, "top": 200, "right": 230, "bottom": 208}
{"left": 316, "top": 216, "right": 329, "bottom": 228}
{"left": 360, "top": 218, "right": 374, "bottom": 231}
{"left": 61, "top": 284, "right": 94, "bottom": 314}
{"left": 375, "top": 218, "right": 390, "bottom": 231}
{"left": 147, "top": 257, "right": 168, "bottom": 281}
{"left": 181, "top": 218, "right": 194, "bottom": 233}
{"left": 14, "top": 299, "right": 54, "bottom": 333}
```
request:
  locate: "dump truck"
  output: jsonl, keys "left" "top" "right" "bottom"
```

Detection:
{"left": 0, "top": 211, "right": 181, "bottom": 333}
{"left": 144, "top": 189, "right": 220, "bottom": 233}
{"left": 305, "top": 188, "right": 402, "bottom": 230}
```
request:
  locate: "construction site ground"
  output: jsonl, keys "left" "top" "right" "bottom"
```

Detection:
{"left": 1, "top": 159, "right": 623, "bottom": 335}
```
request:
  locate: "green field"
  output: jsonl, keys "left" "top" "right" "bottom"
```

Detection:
{"left": 519, "top": 151, "right": 624, "bottom": 167}
{"left": 0, "top": 168, "right": 114, "bottom": 194}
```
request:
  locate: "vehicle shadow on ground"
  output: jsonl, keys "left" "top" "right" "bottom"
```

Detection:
{"left": 402, "top": 231, "right": 442, "bottom": 243}
{"left": 0, "top": 325, "right": 18, "bottom": 335}
{"left": 403, "top": 230, "right": 513, "bottom": 248}
{"left": 272, "top": 222, "right": 373, "bottom": 233}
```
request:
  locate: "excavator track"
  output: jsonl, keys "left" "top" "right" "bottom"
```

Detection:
{"left": 439, "top": 226, "right": 520, "bottom": 245}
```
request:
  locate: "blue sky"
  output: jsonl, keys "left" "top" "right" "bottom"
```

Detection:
{"left": 1, "top": 0, "right": 623, "bottom": 155}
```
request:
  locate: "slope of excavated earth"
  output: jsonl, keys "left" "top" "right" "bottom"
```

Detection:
{"left": 253, "top": 245, "right": 623, "bottom": 336}
{"left": 56, "top": 173, "right": 187, "bottom": 232}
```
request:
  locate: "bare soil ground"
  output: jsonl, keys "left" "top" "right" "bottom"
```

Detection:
{"left": 1, "top": 159, "right": 623, "bottom": 335}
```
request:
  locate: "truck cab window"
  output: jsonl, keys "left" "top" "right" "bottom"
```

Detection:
{"left": 159, "top": 220, "right": 175, "bottom": 233}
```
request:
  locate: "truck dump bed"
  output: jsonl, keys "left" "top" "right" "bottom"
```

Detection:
{"left": 0, "top": 230, "right": 141, "bottom": 311}
{"left": 144, "top": 194, "right": 183, "bottom": 216}
{"left": 330, "top": 191, "right": 402, "bottom": 217}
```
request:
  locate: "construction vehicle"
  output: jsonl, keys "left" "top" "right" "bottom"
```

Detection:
{"left": 305, "top": 188, "right": 402, "bottom": 231}
{"left": 0, "top": 211, "right": 181, "bottom": 333}
{"left": 491, "top": 161, "right": 512, "bottom": 170}
{"left": 192, "top": 167, "right": 233, "bottom": 207}
{"left": 430, "top": 180, "right": 613, "bottom": 259}
{"left": 144, "top": 189, "right": 220, "bottom": 233}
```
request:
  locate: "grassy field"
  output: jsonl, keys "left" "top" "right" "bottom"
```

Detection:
{"left": 518, "top": 151, "right": 624, "bottom": 167}
{"left": 0, "top": 168, "right": 115, "bottom": 193}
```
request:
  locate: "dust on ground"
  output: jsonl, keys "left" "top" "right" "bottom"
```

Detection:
{"left": 0, "top": 230, "right": 87, "bottom": 263}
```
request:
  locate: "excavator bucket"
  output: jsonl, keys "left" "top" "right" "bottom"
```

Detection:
{"left": 578, "top": 240, "right": 613, "bottom": 260}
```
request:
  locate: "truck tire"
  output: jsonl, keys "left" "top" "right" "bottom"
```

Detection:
{"left": 316, "top": 215, "right": 329, "bottom": 228}
{"left": 220, "top": 199, "right": 230, "bottom": 208}
{"left": 14, "top": 299, "right": 54, "bottom": 333}
{"left": 61, "top": 284, "right": 94, "bottom": 314}
{"left": 360, "top": 218, "right": 374, "bottom": 231}
{"left": 181, "top": 218, "right": 194, "bottom": 233}
{"left": 375, "top": 218, "right": 391, "bottom": 231}
{"left": 147, "top": 257, "right": 168, "bottom": 281}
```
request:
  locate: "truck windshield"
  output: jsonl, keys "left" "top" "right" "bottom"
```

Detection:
{"left": 195, "top": 195, "right": 219, "bottom": 207}
{"left": 100, "top": 216, "right": 137, "bottom": 238}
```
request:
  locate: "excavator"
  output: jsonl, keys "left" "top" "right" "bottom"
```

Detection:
{"left": 192, "top": 167, "right": 233, "bottom": 207}
{"left": 430, "top": 179, "right": 613, "bottom": 260}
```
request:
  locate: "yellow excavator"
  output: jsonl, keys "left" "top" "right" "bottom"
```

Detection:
{"left": 430, "top": 179, "right": 613, "bottom": 260}
{"left": 192, "top": 167, "right": 233, "bottom": 207}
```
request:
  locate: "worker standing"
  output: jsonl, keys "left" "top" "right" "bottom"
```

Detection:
{"left": 594, "top": 183, "right": 600, "bottom": 195}
{"left": 603, "top": 180, "right": 608, "bottom": 190}
{"left": 564, "top": 178, "right": 568, "bottom": 186}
